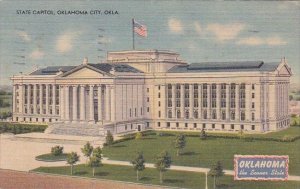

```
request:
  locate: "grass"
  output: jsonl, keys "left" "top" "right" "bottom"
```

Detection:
{"left": 103, "top": 128, "right": 300, "bottom": 175}
{"left": 35, "top": 153, "right": 69, "bottom": 162}
{"left": 32, "top": 164, "right": 300, "bottom": 189}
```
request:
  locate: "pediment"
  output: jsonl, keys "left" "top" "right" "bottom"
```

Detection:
{"left": 63, "top": 67, "right": 107, "bottom": 78}
{"left": 277, "top": 64, "right": 292, "bottom": 76}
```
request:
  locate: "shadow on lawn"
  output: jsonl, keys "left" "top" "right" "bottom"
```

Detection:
{"left": 74, "top": 171, "right": 88, "bottom": 175}
{"left": 139, "top": 177, "right": 154, "bottom": 181}
{"left": 181, "top": 151, "right": 199, "bottom": 156}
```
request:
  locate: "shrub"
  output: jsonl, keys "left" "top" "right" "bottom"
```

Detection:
{"left": 135, "top": 132, "right": 143, "bottom": 140}
{"left": 200, "top": 129, "right": 207, "bottom": 140}
{"left": 51, "top": 146, "right": 64, "bottom": 156}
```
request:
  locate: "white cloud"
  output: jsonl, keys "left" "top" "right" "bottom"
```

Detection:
{"left": 17, "top": 31, "right": 31, "bottom": 42}
{"left": 168, "top": 18, "right": 183, "bottom": 34}
{"left": 206, "top": 23, "right": 245, "bottom": 42}
{"left": 29, "top": 49, "right": 45, "bottom": 59}
{"left": 56, "top": 31, "right": 81, "bottom": 53}
{"left": 237, "top": 36, "right": 287, "bottom": 46}
{"left": 98, "top": 36, "right": 114, "bottom": 44}
{"left": 194, "top": 21, "right": 202, "bottom": 34}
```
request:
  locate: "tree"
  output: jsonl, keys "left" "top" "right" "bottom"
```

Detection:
{"left": 93, "top": 146, "right": 102, "bottom": 159}
{"left": 88, "top": 156, "right": 102, "bottom": 176}
{"left": 174, "top": 134, "right": 186, "bottom": 156}
{"left": 131, "top": 151, "right": 145, "bottom": 181}
{"left": 51, "top": 146, "right": 63, "bottom": 156}
{"left": 208, "top": 161, "right": 224, "bottom": 189}
{"left": 105, "top": 130, "right": 114, "bottom": 146}
{"left": 81, "top": 142, "right": 93, "bottom": 164}
{"left": 154, "top": 150, "right": 172, "bottom": 184}
{"left": 200, "top": 128, "right": 207, "bottom": 140}
{"left": 135, "top": 132, "right": 143, "bottom": 140}
{"left": 67, "top": 152, "right": 80, "bottom": 175}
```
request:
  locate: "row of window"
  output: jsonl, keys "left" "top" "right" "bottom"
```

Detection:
{"left": 157, "top": 122, "right": 256, "bottom": 130}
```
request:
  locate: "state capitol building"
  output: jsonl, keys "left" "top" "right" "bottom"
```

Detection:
{"left": 11, "top": 50, "right": 292, "bottom": 135}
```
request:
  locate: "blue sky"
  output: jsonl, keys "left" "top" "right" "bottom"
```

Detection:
{"left": 0, "top": 0, "right": 299, "bottom": 85}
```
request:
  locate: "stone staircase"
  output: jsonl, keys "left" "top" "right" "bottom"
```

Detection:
{"left": 45, "top": 122, "right": 106, "bottom": 137}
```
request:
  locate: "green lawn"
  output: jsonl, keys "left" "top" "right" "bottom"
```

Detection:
{"left": 35, "top": 153, "right": 69, "bottom": 162}
{"left": 32, "top": 164, "right": 300, "bottom": 189}
{"left": 103, "top": 128, "right": 300, "bottom": 175}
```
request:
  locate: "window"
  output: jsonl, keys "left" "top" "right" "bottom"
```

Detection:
{"left": 157, "top": 122, "right": 161, "bottom": 127}
{"left": 158, "top": 101, "right": 161, "bottom": 107}
{"left": 131, "top": 124, "right": 133, "bottom": 129}
{"left": 158, "top": 93, "right": 161, "bottom": 98}
{"left": 176, "top": 122, "right": 179, "bottom": 127}
{"left": 147, "top": 97, "right": 149, "bottom": 102}
{"left": 241, "top": 111, "right": 245, "bottom": 121}
{"left": 168, "top": 110, "right": 172, "bottom": 118}
{"left": 141, "top": 107, "right": 143, "bottom": 115}
{"left": 158, "top": 111, "right": 161, "bottom": 118}
{"left": 212, "top": 124, "right": 215, "bottom": 129}
{"left": 194, "top": 110, "right": 198, "bottom": 119}
{"left": 231, "top": 124, "right": 234, "bottom": 130}
{"left": 194, "top": 123, "right": 197, "bottom": 128}
{"left": 135, "top": 108, "right": 137, "bottom": 117}
{"left": 130, "top": 109, "right": 132, "bottom": 117}
{"left": 230, "top": 111, "right": 235, "bottom": 120}
{"left": 203, "top": 110, "right": 207, "bottom": 119}
{"left": 252, "top": 113, "right": 255, "bottom": 121}
{"left": 147, "top": 88, "right": 149, "bottom": 92}
{"left": 185, "top": 110, "right": 189, "bottom": 119}
{"left": 125, "top": 125, "right": 127, "bottom": 130}
{"left": 185, "top": 123, "right": 188, "bottom": 128}
{"left": 158, "top": 85, "right": 161, "bottom": 90}
{"left": 252, "top": 125, "right": 255, "bottom": 130}
{"left": 222, "top": 124, "right": 225, "bottom": 129}
{"left": 177, "top": 110, "right": 181, "bottom": 118}
{"left": 147, "top": 122, "right": 150, "bottom": 127}
{"left": 167, "top": 122, "right": 170, "bottom": 127}
{"left": 202, "top": 123, "right": 206, "bottom": 129}
{"left": 212, "top": 110, "right": 217, "bottom": 119}
{"left": 241, "top": 125, "right": 244, "bottom": 130}
{"left": 252, "top": 93, "right": 255, "bottom": 98}
{"left": 147, "top": 107, "right": 149, "bottom": 112}
{"left": 252, "top": 102, "right": 255, "bottom": 109}
{"left": 221, "top": 110, "right": 226, "bottom": 120}
{"left": 252, "top": 84, "right": 255, "bottom": 90}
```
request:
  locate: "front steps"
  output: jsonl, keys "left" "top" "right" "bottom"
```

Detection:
{"left": 45, "top": 122, "right": 106, "bottom": 137}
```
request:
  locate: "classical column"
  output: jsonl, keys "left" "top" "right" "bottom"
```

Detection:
{"left": 79, "top": 85, "right": 86, "bottom": 122}
{"left": 171, "top": 84, "right": 176, "bottom": 118}
{"left": 65, "top": 86, "right": 70, "bottom": 121}
{"left": 19, "top": 84, "right": 24, "bottom": 113}
{"left": 235, "top": 84, "right": 240, "bottom": 121}
{"left": 189, "top": 84, "right": 194, "bottom": 118}
{"left": 216, "top": 84, "right": 220, "bottom": 120}
{"left": 27, "top": 84, "right": 31, "bottom": 114}
{"left": 160, "top": 85, "right": 166, "bottom": 119}
{"left": 207, "top": 84, "right": 211, "bottom": 119}
{"left": 12, "top": 85, "right": 16, "bottom": 113}
{"left": 198, "top": 84, "right": 202, "bottom": 119}
{"left": 33, "top": 84, "right": 37, "bottom": 114}
{"left": 39, "top": 85, "right": 43, "bottom": 114}
{"left": 72, "top": 85, "right": 78, "bottom": 122}
{"left": 89, "top": 85, "right": 95, "bottom": 122}
{"left": 105, "top": 85, "right": 111, "bottom": 121}
{"left": 226, "top": 84, "right": 230, "bottom": 120}
{"left": 110, "top": 86, "right": 115, "bottom": 122}
{"left": 245, "top": 84, "right": 251, "bottom": 121}
{"left": 45, "top": 84, "right": 49, "bottom": 115}
{"left": 97, "top": 85, "right": 102, "bottom": 122}
{"left": 60, "top": 86, "right": 65, "bottom": 120}
{"left": 180, "top": 84, "right": 184, "bottom": 118}
{"left": 52, "top": 85, "right": 56, "bottom": 115}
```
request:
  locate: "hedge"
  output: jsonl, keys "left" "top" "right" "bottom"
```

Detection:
{"left": 0, "top": 122, "right": 47, "bottom": 134}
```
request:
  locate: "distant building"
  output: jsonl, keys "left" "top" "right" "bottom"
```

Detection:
{"left": 11, "top": 50, "right": 292, "bottom": 135}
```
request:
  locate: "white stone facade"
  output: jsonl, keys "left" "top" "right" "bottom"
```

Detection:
{"left": 11, "top": 50, "right": 292, "bottom": 134}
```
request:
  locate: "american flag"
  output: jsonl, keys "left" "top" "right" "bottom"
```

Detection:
{"left": 133, "top": 20, "right": 147, "bottom": 37}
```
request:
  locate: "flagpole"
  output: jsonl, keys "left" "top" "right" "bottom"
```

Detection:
{"left": 132, "top": 18, "right": 135, "bottom": 50}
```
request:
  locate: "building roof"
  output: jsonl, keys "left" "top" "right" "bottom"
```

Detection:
{"left": 30, "top": 66, "right": 76, "bottom": 75}
{"left": 30, "top": 63, "right": 143, "bottom": 76}
{"left": 168, "top": 61, "right": 280, "bottom": 73}
{"left": 88, "top": 63, "right": 143, "bottom": 73}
